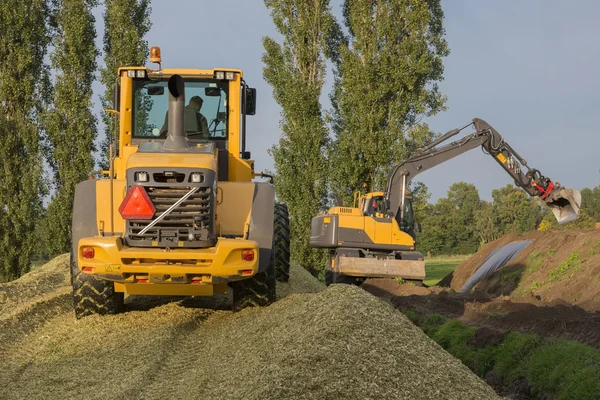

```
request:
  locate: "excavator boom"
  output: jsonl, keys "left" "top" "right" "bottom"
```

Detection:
{"left": 385, "top": 118, "right": 581, "bottom": 224}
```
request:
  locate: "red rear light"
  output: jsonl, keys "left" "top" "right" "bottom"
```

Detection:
{"left": 241, "top": 250, "right": 255, "bottom": 262}
{"left": 137, "top": 279, "right": 148, "bottom": 283}
{"left": 240, "top": 269, "right": 254, "bottom": 276}
{"left": 82, "top": 267, "right": 93, "bottom": 273}
{"left": 118, "top": 185, "right": 156, "bottom": 220}
{"left": 82, "top": 246, "right": 95, "bottom": 259}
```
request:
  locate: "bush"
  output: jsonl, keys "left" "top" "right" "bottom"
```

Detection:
{"left": 525, "top": 340, "right": 600, "bottom": 400}
{"left": 432, "top": 320, "right": 477, "bottom": 365}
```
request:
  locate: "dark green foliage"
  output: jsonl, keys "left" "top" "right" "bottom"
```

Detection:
{"left": 44, "top": 0, "right": 99, "bottom": 257}
{"left": 419, "top": 182, "right": 481, "bottom": 255}
{"left": 474, "top": 200, "right": 500, "bottom": 245}
{"left": 419, "top": 313, "right": 447, "bottom": 336}
{"left": 491, "top": 185, "right": 541, "bottom": 234}
{"left": 329, "top": 0, "right": 449, "bottom": 203}
{"left": 432, "top": 319, "right": 477, "bottom": 365}
{"left": 412, "top": 313, "right": 600, "bottom": 400}
{"left": 0, "top": 0, "right": 51, "bottom": 280}
{"left": 493, "top": 332, "right": 540, "bottom": 384}
{"left": 524, "top": 340, "right": 600, "bottom": 400}
{"left": 262, "top": 0, "right": 337, "bottom": 276}
{"left": 99, "top": 0, "right": 151, "bottom": 169}
{"left": 580, "top": 186, "right": 600, "bottom": 221}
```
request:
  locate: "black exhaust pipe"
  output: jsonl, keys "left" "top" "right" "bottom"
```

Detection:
{"left": 163, "top": 74, "right": 188, "bottom": 150}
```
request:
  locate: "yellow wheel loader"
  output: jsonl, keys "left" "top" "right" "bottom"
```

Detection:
{"left": 70, "top": 47, "right": 290, "bottom": 318}
{"left": 311, "top": 118, "right": 581, "bottom": 286}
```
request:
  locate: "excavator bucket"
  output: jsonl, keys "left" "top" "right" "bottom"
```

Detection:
{"left": 545, "top": 188, "right": 581, "bottom": 224}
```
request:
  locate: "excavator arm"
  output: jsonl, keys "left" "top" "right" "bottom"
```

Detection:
{"left": 385, "top": 118, "right": 581, "bottom": 225}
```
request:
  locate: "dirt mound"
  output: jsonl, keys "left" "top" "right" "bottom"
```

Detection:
{"left": 447, "top": 230, "right": 600, "bottom": 311}
{"left": 1, "top": 258, "right": 497, "bottom": 400}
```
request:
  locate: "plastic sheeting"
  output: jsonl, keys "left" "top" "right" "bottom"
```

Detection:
{"left": 460, "top": 240, "right": 533, "bottom": 293}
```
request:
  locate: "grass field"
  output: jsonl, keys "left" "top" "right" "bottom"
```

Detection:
{"left": 424, "top": 255, "right": 470, "bottom": 287}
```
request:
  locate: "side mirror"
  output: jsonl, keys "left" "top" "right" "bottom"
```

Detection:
{"left": 245, "top": 88, "right": 256, "bottom": 115}
{"left": 113, "top": 83, "right": 121, "bottom": 111}
{"left": 147, "top": 86, "right": 164, "bottom": 96}
{"left": 241, "top": 151, "right": 251, "bottom": 160}
{"left": 415, "top": 221, "right": 422, "bottom": 233}
{"left": 205, "top": 87, "right": 221, "bottom": 97}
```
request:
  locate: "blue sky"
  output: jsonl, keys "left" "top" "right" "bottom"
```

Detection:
{"left": 91, "top": 1, "right": 600, "bottom": 202}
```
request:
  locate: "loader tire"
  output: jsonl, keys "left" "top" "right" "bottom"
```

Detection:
{"left": 70, "top": 254, "right": 124, "bottom": 319}
{"left": 232, "top": 252, "right": 276, "bottom": 312}
{"left": 274, "top": 203, "right": 290, "bottom": 282}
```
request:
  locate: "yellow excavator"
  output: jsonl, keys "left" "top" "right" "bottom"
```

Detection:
{"left": 311, "top": 118, "right": 581, "bottom": 285}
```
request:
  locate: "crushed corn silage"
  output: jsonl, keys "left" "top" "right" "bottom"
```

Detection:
{"left": 1, "top": 257, "right": 497, "bottom": 400}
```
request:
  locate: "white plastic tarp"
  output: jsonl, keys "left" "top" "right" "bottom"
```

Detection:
{"left": 459, "top": 240, "right": 533, "bottom": 293}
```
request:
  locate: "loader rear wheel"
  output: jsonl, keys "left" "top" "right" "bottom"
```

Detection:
{"left": 274, "top": 203, "right": 290, "bottom": 282}
{"left": 70, "top": 254, "right": 124, "bottom": 319}
{"left": 232, "top": 252, "right": 276, "bottom": 312}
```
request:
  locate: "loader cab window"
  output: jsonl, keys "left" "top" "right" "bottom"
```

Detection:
{"left": 132, "top": 79, "right": 229, "bottom": 141}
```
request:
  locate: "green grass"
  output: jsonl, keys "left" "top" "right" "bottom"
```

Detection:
{"left": 407, "top": 312, "right": 600, "bottom": 400}
{"left": 424, "top": 255, "right": 469, "bottom": 286}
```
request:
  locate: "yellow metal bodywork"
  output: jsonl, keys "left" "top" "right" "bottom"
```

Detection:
{"left": 77, "top": 236, "right": 259, "bottom": 296}
{"left": 113, "top": 67, "right": 255, "bottom": 182}
{"left": 78, "top": 64, "right": 263, "bottom": 296}
{"left": 328, "top": 191, "right": 415, "bottom": 249}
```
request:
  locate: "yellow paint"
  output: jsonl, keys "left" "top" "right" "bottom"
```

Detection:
{"left": 95, "top": 179, "right": 126, "bottom": 235}
{"left": 323, "top": 217, "right": 331, "bottom": 224}
{"left": 126, "top": 151, "right": 218, "bottom": 171}
{"left": 114, "top": 282, "right": 227, "bottom": 296}
{"left": 77, "top": 236, "right": 259, "bottom": 296}
{"left": 329, "top": 206, "right": 363, "bottom": 217}
{"left": 496, "top": 153, "right": 507, "bottom": 163}
{"left": 337, "top": 215, "right": 364, "bottom": 230}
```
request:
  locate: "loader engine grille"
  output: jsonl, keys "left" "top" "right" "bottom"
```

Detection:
{"left": 124, "top": 168, "right": 216, "bottom": 248}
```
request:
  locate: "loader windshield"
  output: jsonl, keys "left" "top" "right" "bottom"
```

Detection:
{"left": 132, "top": 79, "right": 229, "bottom": 140}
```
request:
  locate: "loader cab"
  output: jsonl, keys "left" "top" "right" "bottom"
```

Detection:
{"left": 111, "top": 52, "right": 257, "bottom": 184}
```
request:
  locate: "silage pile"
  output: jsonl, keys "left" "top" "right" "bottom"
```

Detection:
{"left": 1, "top": 257, "right": 498, "bottom": 400}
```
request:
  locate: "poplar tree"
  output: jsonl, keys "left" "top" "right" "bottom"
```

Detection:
{"left": 262, "top": 0, "right": 339, "bottom": 276}
{"left": 330, "top": 0, "right": 449, "bottom": 204}
{"left": 0, "top": 0, "right": 51, "bottom": 280}
{"left": 99, "top": 0, "right": 151, "bottom": 169}
{"left": 43, "top": 0, "right": 99, "bottom": 257}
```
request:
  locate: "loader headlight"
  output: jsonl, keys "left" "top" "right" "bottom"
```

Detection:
{"left": 191, "top": 172, "right": 204, "bottom": 183}
{"left": 214, "top": 71, "right": 235, "bottom": 80}
{"left": 126, "top": 70, "right": 147, "bottom": 78}
{"left": 135, "top": 171, "right": 149, "bottom": 182}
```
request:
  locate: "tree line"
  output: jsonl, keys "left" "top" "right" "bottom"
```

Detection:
{"left": 0, "top": 0, "right": 151, "bottom": 282}
{"left": 262, "top": 0, "right": 448, "bottom": 277}
{"left": 414, "top": 182, "right": 598, "bottom": 256}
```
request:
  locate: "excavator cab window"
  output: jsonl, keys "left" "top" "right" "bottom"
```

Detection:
{"left": 364, "top": 195, "right": 385, "bottom": 216}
